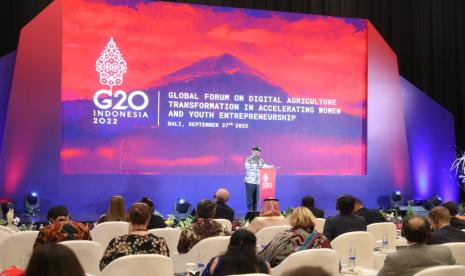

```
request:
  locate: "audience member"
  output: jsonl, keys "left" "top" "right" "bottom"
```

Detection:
{"left": 323, "top": 195, "right": 366, "bottom": 241}
{"left": 378, "top": 215, "right": 456, "bottom": 276}
{"left": 281, "top": 266, "right": 331, "bottom": 276}
{"left": 202, "top": 229, "right": 270, "bottom": 275}
{"left": 442, "top": 201, "right": 465, "bottom": 229}
{"left": 98, "top": 195, "right": 127, "bottom": 223}
{"left": 353, "top": 197, "right": 386, "bottom": 225}
{"left": 301, "top": 195, "right": 325, "bottom": 218}
{"left": 247, "top": 198, "right": 288, "bottom": 234}
{"left": 25, "top": 243, "right": 85, "bottom": 276}
{"left": 427, "top": 206, "right": 465, "bottom": 244}
{"left": 177, "top": 199, "right": 230, "bottom": 254}
{"left": 213, "top": 188, "right": 235, "bottom": 222}
{"left": 258, "top": 207, "right": 330, "bottom": 267}
{"left": 139, "top": 197, "right": 167, "bottom": 229}
{"left": 33, "top": 205, "right": 91, "bottom": 250}
{"left": 100, "top": 203, "right": 169, "bottom": 270}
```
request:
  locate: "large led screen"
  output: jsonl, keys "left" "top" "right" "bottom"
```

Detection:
{"left": 61, "top": 0, "right": 367, "bottom": 175}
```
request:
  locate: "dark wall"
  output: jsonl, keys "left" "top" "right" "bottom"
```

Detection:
{"left": 2, "top": 0, "right": 464, "bottom": 148}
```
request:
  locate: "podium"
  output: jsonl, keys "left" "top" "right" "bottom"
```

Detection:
{"left": 258, "top": 167, "right": 277, "bottom": 209}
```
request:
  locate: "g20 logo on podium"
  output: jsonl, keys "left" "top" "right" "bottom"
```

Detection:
{"left": 92, "top": 37, "right": 150, "bottom": 125}
{"left": 262, "top": 173, "right": 272, "bottom": 189}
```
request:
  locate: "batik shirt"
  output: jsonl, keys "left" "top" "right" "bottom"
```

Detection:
{"left": 33, "top": 220, "right": 91, "bottom": 250}
{"left": 244, "top": 155, "right": 265, "bottom": 184}
{"left": 177, "top": 218, "right": 230, "bottom": 254}
{"left": 100, "top": 233, "right": 169, "bottom": 270}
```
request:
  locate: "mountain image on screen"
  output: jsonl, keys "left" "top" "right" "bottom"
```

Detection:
{"left": 62, "top": 53, "right": 365, "bottom": 175}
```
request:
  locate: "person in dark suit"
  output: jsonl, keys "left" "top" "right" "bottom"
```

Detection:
{"left": 322, "top": 195, "right": 366, "bottom": 241}
{"left": 301, "top": 196, "right": 325, "bottom": 218}
{"left": 139, "top": 197, "right": 166, "bottom": 229}
{"left": 427, "top": 206, "right": 465, "bottom": 244}
{"left": 213, "top": 188, "right": 235, "bottom": 222}
{"left": 353, "top": 197, "right": 386, "bottom": 225}
{"left": 378, "top": 215, "right": 456, "bottom": 276}
{"left": 442, "top": 201, "right": 465, "bottom": 229}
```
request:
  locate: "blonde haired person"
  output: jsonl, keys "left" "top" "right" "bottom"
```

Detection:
{"left": 247, "top": 198, "right": 288, "bottom": 233}
{"left": 99, "top": 195, "right": 127, "bottom": 223}
{"left": 257, "top": 207, "right": 331, "bottom": 267}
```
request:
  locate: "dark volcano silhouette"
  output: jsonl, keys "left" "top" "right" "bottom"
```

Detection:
{"left": 153, "top": 53, "right": 269, "bottom": 87}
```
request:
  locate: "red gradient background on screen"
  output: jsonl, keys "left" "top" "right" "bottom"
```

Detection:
{"left": 61, "top": 0, "right": 367, "bottom": 175}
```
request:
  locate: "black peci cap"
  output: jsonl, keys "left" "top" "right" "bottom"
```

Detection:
{"left": 252, "top": 146, "right": 261, "bottom": 152}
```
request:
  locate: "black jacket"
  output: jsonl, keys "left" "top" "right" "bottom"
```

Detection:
{"left": 354, "top": 207, "right": 386, "bottom": 225}
{"left": 450, "top": 217, "right": 465, "bottom": 229}
{"left": 214, "top": 201, "right": 235, "bottom": 222}
{"left": 427, "top": 225, "right": 465, "bottom": 244}
{"left": 147, "top": 213, "right": 167, "bottom": 229}
{"left": 309, "top": 207, "right": 325, "bottom": 218}
{"left": 323, "top": 214, "right": 367, "bottom": 241}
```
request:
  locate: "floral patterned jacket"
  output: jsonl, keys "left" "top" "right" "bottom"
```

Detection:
{"left": 177, "top": 218, "right": 230, "bottom": 254}
{"left": 100, "top": 233, "right": 169, "bottom": 270}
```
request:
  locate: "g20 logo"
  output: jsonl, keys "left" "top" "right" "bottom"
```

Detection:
{"left": 93, "top": 89, "right": 149, "bottom": 111}
{"left": 92, "top": 37, "right": 151, "bottom": 125}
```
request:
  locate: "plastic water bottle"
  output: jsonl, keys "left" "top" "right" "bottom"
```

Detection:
{"left": 197, "top": 252, "right": 205, "bottom": 274}
{"left": 348, "top": 246, "right": 356, "bottom": 271}
{"left": 382, "top": 232, "right": 389, "bottom": 250}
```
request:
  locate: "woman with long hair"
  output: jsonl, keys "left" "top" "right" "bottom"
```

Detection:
{"left": 98, "top": 195, "right": 127, "bottom": 223}
{"left": 25, "top": 243, "right": 85, "bottom": 276}
{"left": 202, "top": 229, "right": 270, "bottom": 276}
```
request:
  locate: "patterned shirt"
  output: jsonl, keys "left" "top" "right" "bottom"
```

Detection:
{"left": 177, "top": 218, "right": 230, "bottom": 254}
{"left": 33, "top": 220, "right": 91, "bottom": 251}
{"left": 257, "top": 226, "right": 331, "bottom": 267}
{"left": 100, "top": 233, "right": 169, "bottom": 270}
{"left": 244, "top": 155, "right": 265, "bottom": 184}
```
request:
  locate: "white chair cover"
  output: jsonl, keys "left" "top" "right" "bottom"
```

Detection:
{"left": 330, "top": 231, "right": 374, "bottom": 269}
{"left": 148, "top": 228, "right": 182, "bottom": 254}
{"left": 99, "top": 254, "right": 173, "bottom": 276}
{"left": 90, "top": 221, "right": 129, "bottom": 249}
{"left": 171, "top": 236, "right": 230, "bottom": 273}
{"left": 0, "top": 230, "right": 11, "bottom": 246}
{"left": 0, "top": 225, "right": 14, "bottom": 235}
{"left": 315, "top": 218, "right": 326, "bottom": 234}
{"left": 271, "top": 248, "right": 339, "bottom": 276}
{"left": 213, "top": 219, "right": 232, "bottom": 233}
{"left": 442, "top": 242, "right": 465, "bottom": 266}
{"left": 60, "top": 240, "right": 104, "bottom": 275}
{"left": 413, "top": 265, "right": 465, "bottom": 276}
{"left": 255, "top": 225, "right": 291, "bottom": 246}
{"left": 0, "top": 231, "right": 39, "bottom": 268}
{"left": 367, "top": 222, "right": 397, "bottom": 251}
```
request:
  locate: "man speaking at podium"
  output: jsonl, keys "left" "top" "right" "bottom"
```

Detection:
{"left": 244, "top": 146, "right": 271, "bottom": 211}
